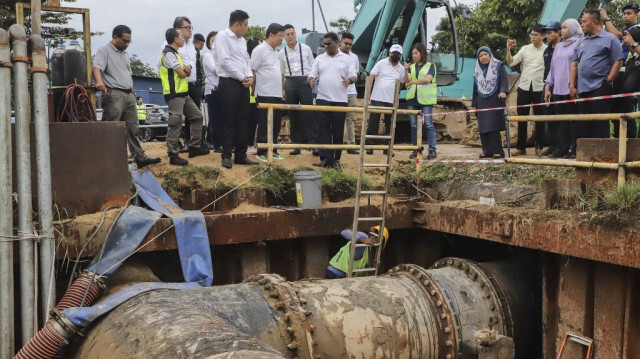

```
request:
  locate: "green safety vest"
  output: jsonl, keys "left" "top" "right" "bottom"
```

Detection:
{"left": 621, "top": 23, "right": 640, "bottom": 72}
{"left": 329, "top": 241, "right": 369, "bottom": 275}
{"left": 160, "top": 46, "right": 188, "bottom": 100}
{"left": 406, "top": 62, "right": 437, "bottom": 105}
{"left": 136, "top": 104, "right": 147, "bottom": 121}
{"left": 250, "top": 86, "right": 256, "bottom": 104}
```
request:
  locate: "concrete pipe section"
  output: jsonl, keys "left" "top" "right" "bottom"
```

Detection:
{"left": 71, "top": 258, "right": 533, "bottom": 358}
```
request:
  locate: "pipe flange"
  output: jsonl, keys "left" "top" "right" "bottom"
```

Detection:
{"left": 10, "top": 55, "right": 29, "bottom": 63}
{"left": 246, "top": 274, "right": 317, "bottom": 359}
{"left": 387, "top": 264, "right": 458, "bottom": 358}
{"left": 29, "top": 66, "right": 49, "bottom": 74}
{"left": 432, "top": 258, "right": 510, "bottom": 335}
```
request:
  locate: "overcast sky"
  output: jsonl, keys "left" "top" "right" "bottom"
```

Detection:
{"left": 64, "top": 0, "right": 479, "bottom": 68}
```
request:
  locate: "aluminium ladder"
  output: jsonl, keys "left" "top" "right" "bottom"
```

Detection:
{"left": 346, "top": 79, "right": 402, "bottom": 277}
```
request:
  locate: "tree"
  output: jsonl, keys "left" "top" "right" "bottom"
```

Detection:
{"left": 244, "top": 25, "right": 265, "bottom": 41}
{"left": 130, "top": 54, "right": 157, "bottom": 77}
{"left": 431, "top": 0, "right": 613, "bottom": 62}
{"left": 329, "top": 16, "right": 352, "bottom": 34}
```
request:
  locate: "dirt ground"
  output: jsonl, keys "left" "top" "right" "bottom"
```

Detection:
{"left": 139, "top": 141, "right": 539, "bottom": 185}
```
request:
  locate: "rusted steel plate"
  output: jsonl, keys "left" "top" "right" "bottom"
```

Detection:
{"left": 418, "top": 202, "right": 640, "bottom": 269}
{"left": 12, "top": 122, "right": 130, "bottom": 216}
{"left": 593, "top": 263, "right": 626, "bottom": 358}
{"left": 59, "top": 202, "right": 416, "bottom": 259}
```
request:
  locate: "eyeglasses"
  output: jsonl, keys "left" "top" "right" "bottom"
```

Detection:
{"left": 179, "top": 26, "right": 193, "bottom": 31}
{"left": 323, "top": 42, "right": 334, "bottom": 46}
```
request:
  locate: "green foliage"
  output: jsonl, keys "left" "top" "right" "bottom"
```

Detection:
{"left": 330, "top": 16, "right": 352, "bottom": 34}
{"left": 432, "top": 0, "right": 621, "bottom": 61}
{"left": 244, "top": 25, "right": 265, "bottom": 41}
{"left": 130, "top": 54, "right": 157, "bottom": 78}
{"left": 602, "top": 181, "right": 640, "bottom": 211}
{"left": 322, "top": 169, "right": 374, "bottom": 200}
{"left": 250, "top": 165, "right": 297, "bottom": 201}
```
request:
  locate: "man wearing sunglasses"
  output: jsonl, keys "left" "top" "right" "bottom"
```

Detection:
{"left": 308, "top": 32, "right": 357, "bottom": 171}
{"left": 93, "top": 25, "right": 160, "bottom": 169}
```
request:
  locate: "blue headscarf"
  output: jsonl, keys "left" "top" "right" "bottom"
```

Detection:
{"left": 473, "top": 46, "right": 503, "bottom": 98}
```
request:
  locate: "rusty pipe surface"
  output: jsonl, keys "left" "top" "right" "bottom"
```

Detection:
{"left": 72, "top": 258, "right": 528, "bottom": 359}
{"left": 0, "top": 28, "right": 13, "bottom": 359}
{"left": 30, "top": 34, "right": 56, "bottom": 323}
{"left": 10, "top": 24, "right": 36, "bottom": 346}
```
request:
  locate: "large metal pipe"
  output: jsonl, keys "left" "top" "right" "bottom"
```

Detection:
{"left": 10, "top": 24, "right": 36, "bottom": 345}
{"left": 72, "top": 258, "right": 531, "bottom": 358}
{"left": 0, "top": 28, "right": 14, "bottom": 359}
{"left": 29, "top": 34, "right": 55, "bottom": 322}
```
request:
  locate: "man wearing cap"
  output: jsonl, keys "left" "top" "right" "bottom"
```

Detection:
{"left": 325, "top": 226, "right": 388, "bottom": 279}
{"left": 364, "top": 44, "right": 406, "bottom": 155}
{"left": 540, "top": 21, "right": 562, "bottom": 157}
{"left": 570, "top": 10, "right": 624, "bottom": 138}
{"left": 601, "top": 3, "right": 640, "bottom": 138}
{"left": 507, "top": 24, "right": 547, "bottom": 156}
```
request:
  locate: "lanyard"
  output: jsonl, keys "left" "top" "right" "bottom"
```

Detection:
{"left": 284, "top": 43, "right": 304, "bottom": 76}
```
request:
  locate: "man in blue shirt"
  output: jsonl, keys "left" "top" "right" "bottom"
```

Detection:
{"left": 601, "top": 3, "right": 640, "bottom": 138}
{"left": 570, "top": 9, "right": 624, "bottom": 139}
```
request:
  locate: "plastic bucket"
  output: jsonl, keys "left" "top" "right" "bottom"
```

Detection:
{"left": 294, "top": 171, "right": 322, "bottom": 209}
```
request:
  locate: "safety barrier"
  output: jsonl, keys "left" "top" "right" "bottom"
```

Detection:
{"left": 507, "top": 111, "right": 640, "bottom": 188}
{"left": 256, "top": 103, "right": 421, "bottom": 168}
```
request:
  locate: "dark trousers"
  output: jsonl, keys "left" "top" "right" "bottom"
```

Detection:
{"left": 316, "top": 99, "right": 347, "bottom": 163}
{"left": 578, "top": 82, "right": 612, "bottom": 139}
{"left": 205, "top": 90, "right": 222, "bottom": 148}
{"left": 612, "top": 71, "right": 639, "bottom": 138}
{"left": 551, "top": 94, "right": 576, "bottom": 155}
{"left": 219, "top": 77, "right": 249, "bottom": 159}
{"left": 480, "top": 131, "right": 504, "bottom": 156}
{"left": 183, "top": 82, "right": 202, "bottom": 142}
{"left": 284, "top": 77, "right": 315, "bottom": 144}
{"left": 516, "top": 86, "right": 545, "bottom": 150}
{"left": 247, "top": 103, "right": 259, "bottom": 146}
{"left": 366, "top": 100, "right": 391, "bottom": 145}
{"left": 542, "top": 103, "right": 558, "bottom": 151}
{"left": 256, "top": 96, "right": 283, "bottom": 156}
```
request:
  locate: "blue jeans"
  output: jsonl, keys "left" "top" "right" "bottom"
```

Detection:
{"left": 408, "top": 105, "right": 435, "bottom": 151}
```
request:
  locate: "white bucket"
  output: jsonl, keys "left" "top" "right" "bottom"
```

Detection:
{"left": 294, "top": 171, "right": 322, "bottom": 209}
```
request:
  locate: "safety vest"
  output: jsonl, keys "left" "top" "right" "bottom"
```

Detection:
{"left": 136, "top": 104, "right": 147, "bottom": 121}
{"left": 406, "top": 62, "right": 437, "bottom": 105}
{"left": 329, "top": 241, "right": 369, "bottom": 276}
{"left": 250, "top": 86, "right": 256, "bottom": 104}
{"left": 621, "top": 23, "right": 640, "bottom": 72}
{"left": 160, "top": 46, "right": 188, "bottom": 100}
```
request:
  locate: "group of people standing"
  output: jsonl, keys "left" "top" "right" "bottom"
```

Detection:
{"left": 472, "top": 3, "right": 640, "bottom": 159}
{"left": 94, "top": 9, "right": 442, "bottom": 170}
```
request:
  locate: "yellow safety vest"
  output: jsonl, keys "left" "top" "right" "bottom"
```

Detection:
{"left": 250, "top": 86, "right": 256, "bottom": 104}
{"left": 329, "top": 241, "right": 369, "bottom": 276}
{"left": 136, "top": 104, "right": 147, "bottom": 121}
{"left": 160, "top": 46, "right": 188, "bottom": 99}
{"left": 406, "top": 62, "right": 437, "bottom": 105}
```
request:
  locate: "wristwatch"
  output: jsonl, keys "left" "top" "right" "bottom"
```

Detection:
{"left": 604, "top": 17, "right": 611, "bottom": 22}
{"left": 632, "top": 42, "right": 639, "bottom": 49}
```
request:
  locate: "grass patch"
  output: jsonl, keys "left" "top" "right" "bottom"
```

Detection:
{"left": 250, "top": 165, "right": 298, "bottom": 203}
{"left": 322, "top": 169, "right": 375, "bottom": 201}
{"left": 162, "top": 166, "right": 231, "bottom": 198}
{"left": 602, "top": 181, "right": 640, "bottom": 211}
{"left": 574, "top": 181, "right": 640, "bottom": 229}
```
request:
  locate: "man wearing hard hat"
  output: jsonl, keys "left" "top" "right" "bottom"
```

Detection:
{"left": 325, "top": 225, "right": 389, "bottom": 279}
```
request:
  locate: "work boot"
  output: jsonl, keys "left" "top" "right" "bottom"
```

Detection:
{"left": 235, "top": 157, "right": 259, "bottom": 165}
{"left": 427, "top": 150, "right": 437, "bottom": 159}
{"left": 312, "top": 149, "right": 320, "bottom": 156}
{"left": 347, "top": 149, "right": 359, "bottom": 154}
{"left": 539, "top": 147, "right": 554, "bottom": 157}
{"left": 169, "top": 156, "right": 188, "bottom": 166}
{"left": 221, "top": 158, "right": 233, "bottom": 169}
{"left": 188, "top": 147, "right": 210, "bottom": 158}
{"left": 289, "top": 149, "right": 301, "bottom": 155}
{"left": 135, "top": 157, "right": 161, "bottom": 169}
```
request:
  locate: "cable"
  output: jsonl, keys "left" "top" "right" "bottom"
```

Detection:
{"left": 56, "top": 83, "right": 96, "bottom": 122}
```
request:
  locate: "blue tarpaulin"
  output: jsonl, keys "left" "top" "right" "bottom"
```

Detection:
{"left": 62, "top": 168, "right": 214, "bottom": 328}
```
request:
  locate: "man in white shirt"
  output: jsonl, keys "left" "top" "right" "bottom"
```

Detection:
{"left": 308, "top": 32, "right": 357, "bottom": 171}
{"left": 203, "top": 31, "right": 222, "bottom": 152}
{"left": 364, "top": 44, "right": 405, "bottom": 154}
{"left": 251, "top": 23, "right": 285, "bottom": 162}
{"left": 506, "top": 24, "right": 548, "bottom": 156}
{"left": 340, "top": 32, "right": 360, "bottom": 154}
{"left": 214, "top": 10, "right": 258, "bottom": 169}
{"left": 279, "top": 24, "right": 316, "bottom": 155}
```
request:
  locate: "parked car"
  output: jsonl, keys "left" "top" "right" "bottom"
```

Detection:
{"left": 138, "top": 106, "right": 171, "bottom": 142}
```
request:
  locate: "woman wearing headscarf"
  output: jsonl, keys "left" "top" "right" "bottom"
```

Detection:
{"left": 544, "top": 18, "right": 583, "bottom": 158}
{"left": 472, "top": 46, "right": 509, "bottom": 158}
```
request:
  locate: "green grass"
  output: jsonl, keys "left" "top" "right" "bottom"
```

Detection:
{"left": 162, "top": 166, "right": 228, "bottom": 197}
{"left": 602, "top": 181, "right": 640, "bottom": 211}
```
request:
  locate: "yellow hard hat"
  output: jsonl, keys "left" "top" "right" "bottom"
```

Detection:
{"left": 370, "top": 225, "right": 389, "bottom": 242}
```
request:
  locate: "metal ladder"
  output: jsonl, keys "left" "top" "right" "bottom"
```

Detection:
{"left": 346, "top": 79, "right": 401, "bottom": 277}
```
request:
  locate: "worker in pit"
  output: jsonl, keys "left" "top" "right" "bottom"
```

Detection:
{"left": 136, "top": 96, "right": 147, "bottom": 126}
{"left": 93, "top": 25, "right": 160, "bottom": 169}
{"left": 325, "top": 226, "right": 389, "bottom": 279}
